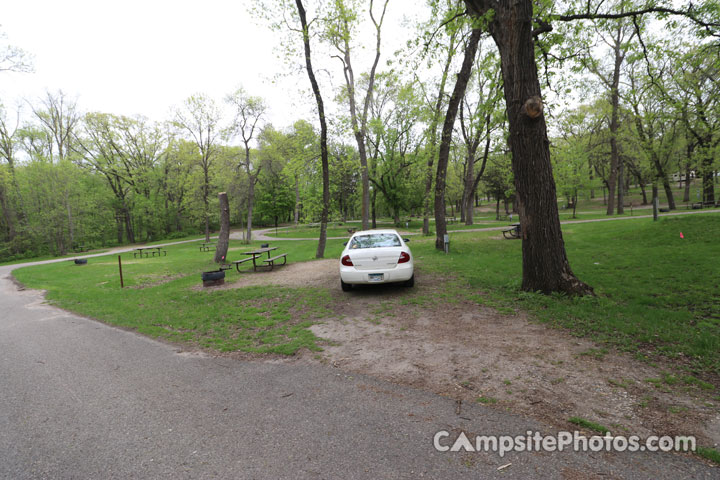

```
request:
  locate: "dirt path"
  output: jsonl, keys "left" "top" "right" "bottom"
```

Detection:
{"left": 215, "top": 259, "right": 720, "bottom": 449}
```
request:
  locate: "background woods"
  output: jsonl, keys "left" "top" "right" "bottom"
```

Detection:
{"left": 1, "top": 0, "right": 718, "bottom": 294}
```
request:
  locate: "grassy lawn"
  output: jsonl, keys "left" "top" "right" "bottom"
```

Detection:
{"left": 12, "top": 212, "right": 720, "bottom": 378}
{"left": 415, "top": 213, "right": 720, "bottom": 376}
{"left": 266, "top": 207, "right": 687, "bottom": 238}
{"left": 12, "top": 239, "right": 344, "bottom": 354}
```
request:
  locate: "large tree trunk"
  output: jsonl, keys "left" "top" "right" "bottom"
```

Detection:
{"left": 214, "top": 192, "right": 230, "bottom": 263}
{"left": 683, "top": 162, "right": 691, "bottom": 202}
{"left": 465, "top": 0, "right": 592, "bottom": 295}
{"left": 246, "top": 175, "right": 255, "bottom": 244}
{"left": 295, "top": 0, "right": 329, "bottom": 258}
{"left": 435, "top": 28, "right": 482, "bottom": 250}
{"left": 422, "top": 28, "right": 458, "bottom": 236}
{"left": 462, "top": 154, "right": 474, "bottom": 225}
{"left": 203, "top": 171, "right": 210, "bottom": 243}
{"left": 701, "top": 153, "right": 715, "bottom": 203}
{"left": 638, "top": 179, "right": 648, "bottom": 205}
{"left": 607, "top": 80, "right": 620, "bottom": 214}
{"left": 651, "top": 154, "right": 676, "bottom": 209}
{"left": 116, "top": 214, "right": 124, "bottom": 244}
{"left": 123, "top": 208, "right": 135, "bottom": 244}
{"left": 616, "top": 157, "right": 625, "bottom": 214}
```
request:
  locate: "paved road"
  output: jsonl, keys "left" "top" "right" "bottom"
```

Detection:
{"left": 0, "top": 259, "right": 716, "bottom": 479}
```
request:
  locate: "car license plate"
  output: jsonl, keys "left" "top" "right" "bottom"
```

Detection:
{"left": 368, "top": 273, "right": 384, "bottom": 282}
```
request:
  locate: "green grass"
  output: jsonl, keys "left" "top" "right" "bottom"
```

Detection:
{"left": 414, "top": 213, "right": 720, "bottom": 375}
{"left": 12, "top": 238, "right": 345, "bottom": 355}
{"left": 476, "top": 396, "right": 498, "bottom": 404}
{"left": 12, "top": 212, "right": 720, "bottom": 379}
{"left": 697, "top": 446, "right": 720, "bottom": 464}
{"left": 568, "top": 417, "right": 610, "bottom": 434}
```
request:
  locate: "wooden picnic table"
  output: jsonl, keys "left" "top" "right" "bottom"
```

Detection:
{"left": 199, "top": 242, "right": 216, "bottom": 252}
{"left": 133, "top": 246, "right": 167, "bottom": 258}
{"left": 238, "top": 247, "right": 287, "bottom": 271}
{"left": 502, "top": 223, "right": 521, "bottom": 239}
{"left": 242, "top": 247, "right": 278, "bottom": 271}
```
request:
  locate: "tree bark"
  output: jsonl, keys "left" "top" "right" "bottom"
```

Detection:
{"left": 435, "top": 28, "right": 482, "bottom": 250}
{"left": 616, "top": 156, "right": 624, "bottom": 214}
{"left": 607, "top": 52, "right": 621, "bottom": 215}
{"left": 245, "top": 172, "right": 256, "bottom": 244}
{"left": 639, "top": 180, "right": 648, "bottom": 205}
{"left": 464, "top": 0, "right": 592, "bottom": 295}
{"left": 422, "top": 28, "right": 458, "bottom": 235}
{"left": 214, "top": 192, "right": 230, "bottom": 263}
{"left": 203, "top": 168, "right": 210, "bottom": 242}
{"left": 295, "top": 0, "right": 329, "bottom": 258}
{"left": 683, "top": 161, "right": 691, "bottom": 202}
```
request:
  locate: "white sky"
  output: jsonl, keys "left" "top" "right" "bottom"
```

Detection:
{"left": 0, "top": 0, "right": 421, "bottom": 132}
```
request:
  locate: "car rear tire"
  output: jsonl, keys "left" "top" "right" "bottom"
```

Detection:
{"left": 404, "top": 275, "right": 415, "bottom": 288}
{"left": 341, "top": 279, "right": 353, "bottom": 292}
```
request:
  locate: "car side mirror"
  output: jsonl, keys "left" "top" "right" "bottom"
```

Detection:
{"left": 403, "top": 238, "right": 410, "bottom": 242}
{"left": 343, "top": 242, "right": 347, "bottom": 246}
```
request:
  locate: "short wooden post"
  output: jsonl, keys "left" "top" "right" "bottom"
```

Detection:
{"left": 118, "top": 255, "right": 124, "bottom": 288}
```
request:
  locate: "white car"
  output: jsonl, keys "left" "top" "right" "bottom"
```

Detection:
{"left": 339, "top": 229, "right": 414, "bottom": 291}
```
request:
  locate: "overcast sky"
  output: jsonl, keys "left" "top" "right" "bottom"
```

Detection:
{"left": 1, "top": 0, "right": 422, "bottom": 132}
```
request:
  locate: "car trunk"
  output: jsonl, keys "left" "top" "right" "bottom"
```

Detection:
{"left": 347, "top": 248, "right": 402, "bottom": 271}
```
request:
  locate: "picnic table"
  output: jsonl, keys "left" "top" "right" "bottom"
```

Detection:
{"left": 502, "top": 223, "right": 521, "bottom": 239}
{"left": 241, "top": 246, "right": 288, "bottom": 271}
{"left": 133, "top": 246, "right": 167, "bottom": 258}
{"left": 199, "top": 242, "right": 215, "bottom": 252}
{"left": 691, "top": 201, "right": 718, "bottom": 209}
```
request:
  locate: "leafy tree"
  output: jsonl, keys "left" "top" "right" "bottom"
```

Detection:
{"left": 366, "top": 76, "right": 424, "bottom": 224}
{"left": 457, "top": 39, "right": 503, "bottom": 225}
{"left": 668, "top": 43, "right": 720, "bottom": 204}
{"left": 294, "top": 0, "right": 331, "bottom": 258}
{"left": 453, "top": 0, "right": 719, "bottom": 294}
{"left": 225, "top": 87, "right": 267, "bottom": 242}
{"left": 29, "top": 90, "right": 80, "bottom": 162}
{"left": 173, "top": 94, "right": 223, "bottom": 241}
{"left": 325, "top": 0, "right": 390, "bottom": 230}
{"left": 0, "top": 30, "right": 33, "bottom": 73}
{"left": 576, "top": 4, "right": 637, "bottom": 214}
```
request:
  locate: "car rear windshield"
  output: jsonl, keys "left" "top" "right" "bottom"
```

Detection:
{"left": 349, "top": 233, "right": 401, "bottom": 249}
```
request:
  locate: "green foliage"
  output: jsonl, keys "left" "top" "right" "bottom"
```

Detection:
{"left": 568, "top": 417, "right": 609, "bottom": 434}
{"left": 697, "top": 446, "right": 720, "bottom": 465}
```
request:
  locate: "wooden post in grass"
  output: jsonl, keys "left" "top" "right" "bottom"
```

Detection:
{"left": 214, "top": 192, "right": 230, "bottom": 263}
{"left": 118, "top": 255, "right": 124, "bottom": 288}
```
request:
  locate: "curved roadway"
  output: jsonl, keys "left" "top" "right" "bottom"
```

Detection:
{"left": 0, "top": 242, "right": 716, "bottom": 478}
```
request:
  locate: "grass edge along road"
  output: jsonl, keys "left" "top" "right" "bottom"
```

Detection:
{"left": 11, "top": 213, "right": 720, "bottom": 378}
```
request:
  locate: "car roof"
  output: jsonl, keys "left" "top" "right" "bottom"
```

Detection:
{"left": 350, "top": 229, "right": 400, "bottom": 236}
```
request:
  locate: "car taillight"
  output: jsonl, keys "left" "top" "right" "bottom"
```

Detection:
{"left": 398, "top": 251, "right": 410, "bottom": 264}
{"left": 341, "top": 255, "right": 354, "bottom": 266}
